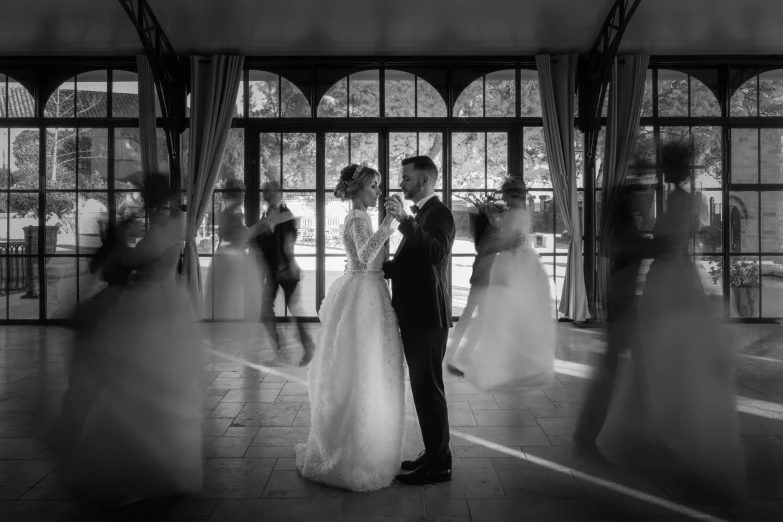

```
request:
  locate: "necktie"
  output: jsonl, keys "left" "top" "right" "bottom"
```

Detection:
{"left": 410, "top": 205, "right": 420, "bottom": 215}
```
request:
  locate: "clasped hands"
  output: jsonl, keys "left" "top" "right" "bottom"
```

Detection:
{"left": 383, "top": 194, "right": 408, "bottom": 224}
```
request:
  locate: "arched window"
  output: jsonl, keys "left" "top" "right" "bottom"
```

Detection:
{"left": 730, "top": 69, "right": 783, "bottom": 117}
{"left": 0, "top": 73, "right": 35, "bottom": 117}
{"left": 248, "top": 70, "right": 310, "bottom": 118}
{"left": 454, "top": 69, "right": 529, "bottom": 118}
{"left": 384, "top": 70, "right": 446, "bottom": 117}
{"left": 45, "top": 70, "right": 108, "bottom": 118}
{"left": 657, "top": 69, "right": 720, "bottom": 117}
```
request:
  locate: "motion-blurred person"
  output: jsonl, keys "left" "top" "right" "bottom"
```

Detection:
{"left": 51, "top": 173, "right": 204, "bottom": 507}
{"left": 452, "top": 177, "right": 556, "bottom": 391}
{"left": 633, "top": 141, "right": 745, "bottom": 498}
{"left": 446, "top": 195, "right": 501, "bottom": 376}
{"left": 255, "top": 180, "right": 315, "bottom": 366}
{"left": 204, "top": 179, "right": 262, "bottom": 320}
{"left": 572, "top": 162, "right": 651, "bottom": 470}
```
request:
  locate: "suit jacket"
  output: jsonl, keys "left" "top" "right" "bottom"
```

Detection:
{"left": 255, "top": 204, "right": 300, "bottom": 280}
{"left": 383, "top": 196, "right": 455, "bottom": 330}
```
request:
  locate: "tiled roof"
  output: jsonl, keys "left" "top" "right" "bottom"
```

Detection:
{"left": 4, "top": 87, "right": 141, "bottom": 118}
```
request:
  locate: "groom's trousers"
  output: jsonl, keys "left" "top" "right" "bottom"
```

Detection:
{"left": 400, "top": 320, "right": 451, "bottom": 469}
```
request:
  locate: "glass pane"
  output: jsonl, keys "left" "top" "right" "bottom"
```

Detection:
{"left": 249, "top": 71, "right": 279, "bottom": 118}
{"left": 325, "top": 133, "right": 348, "bottom": 189}
{"left": 155, "top": 128, "right": 169, "bottom": 174}
{"left": 454, "top": 78, "right": 483, "bottom": 117}
{"left": 318, "top": 77, "right": 347, "bottom": 117}
{"left": 695, "top": 190, "right": 723, "bottom": 253}
{"left": 451, "top": 132, "right": 485, "bottom": 190}
{"left": 730, "top": 77, "right": 758, "bottom": 117}
{"left": 349, "top": 133, "right": 378, "bottom": 167}
{"left": 0, "top": 74, "right": 6, "bottom": 118}
{"left": 10, "top": 128, "right": 40, "bottom": 190}
{"left": 729, "top": 191, "right": 759, "bottom": 253}
{"left": 47, "top": 257, "right": 77, "bottom": 319}
{"left": 8, "top": 192, "right": 38, "bottom": 240}
{"left": 281, "top": 77, "right": 310, "bottom": 117}
{"left": 731, "top": 129, "right": 759, "bottom": 184}
{"left": 349, "top": 71, "right": 379, "bottom": 118}
{"left": 7, "top": 255, "right": 38, "bottom": 319}
{"left": 553, "top": 196, "right": 574, "bottom": 254}
{"left": 485, "top": 69, "right": 515, "bottom": 117}
{"left": 234, "top": 79, "right": 244, "bottom": 117}
{"left": 78, "top": 192, "right": 108, "bottom": 254}
{"left": 524, "top": 127, "right": 550, "bottom": 188}
{"left": 761, "top": 129, "right": 783, "bottom": 184}
{"left": 385, "top": 70, "right": 415, "bottom": 117}
{"left": 728, "top": 256, "right": 760, "bottom": 318}
{"left": 594, "top": 126, "right": 607, "bottom": 188}
{"left": 759, "top": 70, "right": 783, "bottom": 117}
{"left": 46, "top": 128, "right": 77, "bottom": 190}
{"left": 112, "top": 70, "right": 138, "bottom": 118}
{"left": 528, "top": 190, "right": 555, "bottom": 254}
{"left": 76, "top": 70, "right": 107, "bottom": 118}
{"left": 520, "top": 69, "right": 542, "bottom": 117}
{"left": 452, "top": 254, "right": 473, "bottom": 317}
{"left": 761, "top": 191, "right": 783, "bottom": 252}
{"left": 80, "top": 257, "right": 106, "bottom": 304}
{"left": 761, "top": 256, "right": 783, "bottom": 317}
{"left": 693, "top": 126, "right": 722, "bottom": 189}
{"left": 450, "top": 191, "right": 492, "bottom": 256}
{"left": 217, "top": 128, "right": 245, "bottom": 187}
{"left": 0, "top": 128, "right": 7, "bottom": 190}
{"left": 486, "top": 132, "right": 508, "bottom": 189}
{"left": 259, "top": 132, "right": 281, "bottom": 185}
{"left": 77, "top": 128, "right": 108, "bottom": 190}
{"left": 114, "top": 128, "right": 142, "bottom": 188}
{"left": 276, "top": 193, "right": 316, "bottom": 259}
{"left": 46, "top": 192, "right": 76, "bottom": 253}
{"left": 601, "top": 84, "right": 609, "bottom": 118}
{"left": 115, "top": 191, "right": 145, "bottom": 236}
{"left": 45, "top": 78, "right": 75, "bottom": 117}
{"left": 574, "top": 129, "right": 584, "bottom": 190}
{"left": 640, "top": 70, "right": 653, "bottom": 117}
{"left": 389, "top": 133, "right": 416, "bottom": 185}
{"left": 417, "top": 77, "right": 447, "bottom": 117}
{"left": 657, "top": 70, "right": 688, "bottom": 117}
{"left": 699, "top": 255, "right": 724, "bottom": 299}
{"left": 282, "top": 133, "right": 316, "bottom": 189}
{"left": 690, "top": 77, "right": 720, "bottom": 117}
{"left": 6, "top": 77, "right": 34, "bottom": 118}
{"left": 419, "top": 132, "right": 444, "bottom": 175}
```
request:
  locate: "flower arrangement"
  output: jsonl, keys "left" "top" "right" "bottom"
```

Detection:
{"left": 708, "top": 256, "right": 760, "bottom": 288}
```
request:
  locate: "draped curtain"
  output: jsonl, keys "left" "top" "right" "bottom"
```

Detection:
{"left": 136, "top": 55, "right": 158, "bottom": 177}
{"left": 181, "top": 55, "right": 244, "bottom": 312}
{"left": 536, "top": 54, "right": 590, "bottom": 322}
{"left": 595, "top": 54, "right": 650, "bottom": 321}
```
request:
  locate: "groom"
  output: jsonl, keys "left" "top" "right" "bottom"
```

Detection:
{"left": 383, "top": 155, "right": 455, "bottom": 486}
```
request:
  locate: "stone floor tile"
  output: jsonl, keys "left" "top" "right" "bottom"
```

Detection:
{"left": 203, "top": 436, "right": 254, "bottom": 458}
{"left": 468, "top": 498, "right": 602, "bottom": 522}
{"left": 340, "top": 484, "right": 425, "bottom": 517}
{"left": 496, "top": 470, "right": 585, "bottom": 499}
{"left": 209, "top": 498, "right": 342, "bottom": 522}
{"left": 473, "top": 409, "right": 538, "bottom": 427}
{"left": 232, "top": 403, "right": 300, "bottom": 428}
{"left": 201, "top": 457, "right": 275, "bottom": 499}
{"left": 261, "top": 470, "right": 342, "bottom": 499}
{"left": 0, "top": 460, "right": 56, "bottom": 499}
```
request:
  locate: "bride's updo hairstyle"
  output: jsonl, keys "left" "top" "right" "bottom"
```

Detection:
{"left": 141, "top": 173, "right": 177, "bottom": 211}
{"left": 334, "top": 163, "right": 380, "bottom": 201}
{"left": 659, "top": 140, "right": 692, "bottom": 186}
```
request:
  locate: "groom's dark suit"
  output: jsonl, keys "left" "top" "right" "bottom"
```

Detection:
{"left": 383, "top": 195, "right": 455, "bottom": 470}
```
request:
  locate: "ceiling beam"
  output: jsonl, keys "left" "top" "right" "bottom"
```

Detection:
{"left": 118, "top": 0, "right": 187, "bottom": 190}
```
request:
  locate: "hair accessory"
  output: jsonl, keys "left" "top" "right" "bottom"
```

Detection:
{"left": 352, "top": 162, "right": 368, "bottom": 180}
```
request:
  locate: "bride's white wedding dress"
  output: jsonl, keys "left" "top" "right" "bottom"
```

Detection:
{"left": 296, "top": 209, "right": 405, "bottom": 492}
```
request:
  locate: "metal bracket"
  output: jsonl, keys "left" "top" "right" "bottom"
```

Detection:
{"left": 118, "top": 0, "right": 187, "bottom": 189}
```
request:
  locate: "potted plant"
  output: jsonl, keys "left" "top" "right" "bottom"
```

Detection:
{"left": 698, "top": 224, "right": 722, "bottom": 253}
{"left": 709, "top": 257, "right": 760, "bottom": 317}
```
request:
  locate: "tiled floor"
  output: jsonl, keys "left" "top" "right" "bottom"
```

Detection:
{"left": 1, "top": 322, "right": 782, "bottom": 521}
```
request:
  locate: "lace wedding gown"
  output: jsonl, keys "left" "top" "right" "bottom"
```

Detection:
{"left": 453, "top": 206, "right": 556, "bottom": 391}
{"left": 296, "top": 209, "right": 405, "bottom": 492}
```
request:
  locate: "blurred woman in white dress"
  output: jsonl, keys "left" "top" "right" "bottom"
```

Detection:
{"left": 296, "top": 164, "right": 405, "bottom": 492}
{"left": 453, "top": 177, "right": 557, "bottom": 391}
{"left": 204, "top": 178, "right": 263, "bottom": 320}
{"left": 635, "top": 141, "right": 745, "bottom": 498}
{"left": 52, "top": 174, "right": 204, "bottom": 506}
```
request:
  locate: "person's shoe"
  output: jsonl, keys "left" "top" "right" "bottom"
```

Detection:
{"left": 446, "top": 364, "right": 464, "bottom": 377}
{"left": 395, "top": 464, "right": 451, "bottom": 486}
{"left": 572, "top": 443, "right": 618, "bottom": 473}
{"left": 298, "top": 346, "right": 315, "bottom": 367}
{"left": 401, "top": 451, "right": 427, "bottom": 471}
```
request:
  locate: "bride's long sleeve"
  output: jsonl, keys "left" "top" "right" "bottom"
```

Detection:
{"left": 351, "top": 215, "right": 394, "bottom": 265}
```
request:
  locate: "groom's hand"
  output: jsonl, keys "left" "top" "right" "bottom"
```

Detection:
{"left": 384, "top": 195, "right": 408, "bottom": 223}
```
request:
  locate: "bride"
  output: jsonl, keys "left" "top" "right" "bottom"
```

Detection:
{"left": 296, "top": 163, "right": 405, "bottom": 492}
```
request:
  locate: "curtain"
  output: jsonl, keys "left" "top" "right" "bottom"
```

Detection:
{"left": 595, "top": 54, "right": 650, "bottom": 321}
{"left": 181, "top": 55, "right": 244, "bottom": 312}
{"left": 136, "top": 55, "right": 158, "bottom": 177}
{"left": 536, "top": 54, "right": 590, "bottom": 322}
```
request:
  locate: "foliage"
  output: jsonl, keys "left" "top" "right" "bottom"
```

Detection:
{"left": 709, "top": 256, "right": 760, "bottom": 288}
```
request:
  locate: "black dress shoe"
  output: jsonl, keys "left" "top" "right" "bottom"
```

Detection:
{"left": 446, "top": 364, "right": 465, "bottom": 377}
{"left": 395, "top": 464, "right": 452, "bottom": 486}
{"left": 401, "top": 451, "right": 426, "bottom": 472}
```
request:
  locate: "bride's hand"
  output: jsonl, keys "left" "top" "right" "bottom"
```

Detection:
{"left": 382, "top": 212, "right": 395, "bottom": 227}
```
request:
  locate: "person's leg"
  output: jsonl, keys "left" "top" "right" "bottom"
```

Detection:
{"left": 282, "top": 281, "right": 315, "bottom": 366}
{"left": 400, "top": 322, "right": 451, "bottom": 470}
{"left": 260, "top": 276, "right": 282, "bottom": 357}
{"left": 446, "top": 287, "right": 482, "bottom": 375}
